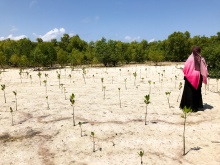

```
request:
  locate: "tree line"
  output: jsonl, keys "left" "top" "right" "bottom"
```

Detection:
{"left": 0, "top": 31, "right": 219, "bottom": 77}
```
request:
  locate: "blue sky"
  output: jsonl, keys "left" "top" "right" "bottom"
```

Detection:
{"left": 0, "top": 0, "right": 220, "bottom": 42}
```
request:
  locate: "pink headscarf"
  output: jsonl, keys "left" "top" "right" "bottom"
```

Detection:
{"left": 183, "top": 46, "right": 208, "bottom": 89}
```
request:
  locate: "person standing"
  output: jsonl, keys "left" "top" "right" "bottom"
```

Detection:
{"left": 180, "top": 46, "right": 208, "bottom": 112}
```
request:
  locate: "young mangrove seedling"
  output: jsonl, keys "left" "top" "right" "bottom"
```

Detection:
{"left": 30, "top": 75, "right": 32, "bottom": 84}
{"left": 138, "top": 150, "right": 144, "bottom": 165}
{"left": 133, "top": 72, "right": 137, "bottom": 86}
{"left": 10, "top": 107, "right": 14, "bottom": 126}
{"left": 82, "top": 67, "right": 86, "bottom": 84}
{"left": 19, "top": 69, "right": 23, "bottom": 83}
{"left": 103, "top": 86, "right": 106, "bottom": 99}
{"left": 165, "top": 91, "right": 171, "bottom": 108}
{"left": 158, "top": 73, "right": 161, "bottom": 82}
{"left": 216, "top": 78, "right": 219, "bottom": 92}
{"left": 124, "top": 78, "right": 127, "bottom": 90}
{"left": 46, "top": 96, "right": 50, "bottom": 110}
{"left": 43, "top": 80, "right": 47, "bottom": 94}
{"left": 44, "top": 73, "right": 49, "bottom": 83}
{"left": 64, "top": 87, "right": 67, "bottom": 100}
{"left": 37, "top": 71, "right": 42, "bottom": 86}
{"left": 70, "top": 93, "right": 76, "bottom": 126}
{"left": 118, "top": 88, "right": 121, "bottom": 108}
{"left": 101, "top": 78, "right": 104, "bottom": 91}
{"left": 207, "top": 77, "right": 210, "bottom": 90}
{"left": 163, "top": 69, "right": 165, "bottom": 77}
{"left": 148, "top": 80, "right": 152, "bottom": 94}
{"left": 177, "top": 82, "right": 183, "bottom": 102}
{"left": 91, "top": 131, "right": 95, "bottom": 152}
{"left": 181, "top": 106, "right": 192, "bottom": 156}
{"left": 26, "top": 71, "right": 29, "bottom": 78}
{"left": 79, "top": 122, "right": 83, "bottom": 137}
{"left": 57, "top": 73, "right": 61, "bottom": 88}
{"left": 13, "top": 91, "right": 17, "bottom": 111}
{"left": 145, "top": 68, "right": 148, "bottom": 78}
{"left": 68, "top": 74, "right": 72, "bottom": 83}
{"left": 175, "top": 75, "right": 178, "bottom": 88}
{"left": 1, "top": 84, "right": 6, "bottom": 103}
{"left": 144, "top": 94, "right": 150, "bottom": 125}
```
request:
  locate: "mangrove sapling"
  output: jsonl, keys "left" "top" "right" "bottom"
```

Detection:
{"left": 1, "top": 84, "right": 6, "bottom": 103}
{"left": 30, "top": 75, "right": 32, "bottom": 84}
{"left": 60, "top": 83, "right": 64, "bottom": 93}
{"left": 70, "top": 93, "right": 76, "bottom": 126}
{"left": 133, "top": 72, "right": 137, "bottom": 86}
{"left": 45, "top": 73, "right": 48, "bottom": 78}
{"left": 82, "top": 67, "right": 86, "bottom": 84}
{"left": 13, "top": 91, "right": 17, "bottom": 111}
{"left": 118, "top": 88, "right": 121, "bottom": 108}
{"left": 216, "top": 78, "right": 219, "bottom": 92}
{"left": 165, "top": 92, "right": 171, "bottom": 108}
{"left": 119, "top": 68, "right": 121, "bottom": 76}
{"left": 124, "top": 78, "right": 127, "bottom": 90}
{"left": 148, "top": 80, "right": 151, "bottom": 94}
{"left": 57, "top": 73, "right": 61, "bottom": 88}
{"left": 26, "top": 71, "right": 29, "bottom": 79}
{"left": 177, "top": 82, "right": 183, "bottom": 102}
{"left": 175, "top": 75, "right": 177, "bottom": 88}
{"left": 138, "top": 150, "right": 144, "bottom": 165}
{"left": 163, "top": 69, "right": 165, "bottom": 78}
{"left": 103, "top": 86, "right": 106, "bottom": 99}
{"left": 79, "top": 122, "right": 83, "bottom": 137}
{"left": 19, "top": 69, "right": 22, "bottom": 83}
{"left": 10, "top": 107, "right": 14, "bottom": 126}
{"left": 46, "top": 96, "right": 50, "bottom": 109}
{"left": 64, "top": 87, "right": 67, "bottom": 100}
{"left": 145, "top": 68, "right": 147, "bottom": 78}
{"left": 207, "top": 77, "right": 210, "bottom": 90}
{"left": 158, "top": 73, "right": 161, "bottom": 82}
{"left": 68, "top": 74, "right": 72, "bottom": 83}
{"left": 43, "top": 80, "right": 47, "bottom": 94}
{"left": 101, "top": 78, "right": 104, "bottom": 91}
{"left": 37, "top": 71, "right": 42, "bottom": 86}
{"left": 144, "top": 94, "right": 150, "bottom": 125}
{"left": 91, "top": 132, "right": 95, "bottom": 152}
{"left": 181, "top": 106, "right": 192, "bottom": 156}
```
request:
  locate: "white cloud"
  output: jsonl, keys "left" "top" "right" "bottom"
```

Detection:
{"left": 149, "top": 38, "right": 155, "bottom": 43}
{"left": 0, "top": 34, "right": 27, "bottom": 41}
{"left": 124, "top": 36, "right": 141, "bottom": 42}
{"left": 38, "top": 28, "right": 66, "bottom": 41}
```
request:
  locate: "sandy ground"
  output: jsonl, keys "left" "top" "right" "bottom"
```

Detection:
{"left": 0, "top": 63, "right": 220, "bottom": 165}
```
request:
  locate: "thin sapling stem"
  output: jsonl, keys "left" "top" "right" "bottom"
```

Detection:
{"left": 70, "top": 93, "right": 76, "bottom": 126}
{"left": 10, "top": 107, "right": 14, "bottom": 126}
{"left": 13, "top": 91, "right": 17, "bottom": 111}
{"left": 144, "top": 94, "right": 150, "bottom": 125}
{"left": 1, "top": 84, "right": 6, "bottom": 103}
{"left": 165, "top": 91, "right": 171, "bottom": 108}
{"left": 138, "top": 150, "right": 144, "bottom": 165}
{"left": 181, "top": 106, "right": 192, "bottom": 156}
{"left": 177, "top": 82, "right": 182, "bottom": 102}
{"left": 91, "top": 132, "right": 95, "bottom": 152}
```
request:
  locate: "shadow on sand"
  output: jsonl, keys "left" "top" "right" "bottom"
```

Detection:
{"left": 202, "top": 103, "right": 214, "bottom": 111}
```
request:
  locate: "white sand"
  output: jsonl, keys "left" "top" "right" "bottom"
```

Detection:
{"left": 0, "top": 63, "right": 220, "bottom": 165}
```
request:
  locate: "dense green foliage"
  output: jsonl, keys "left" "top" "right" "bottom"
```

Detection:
{"left": 0, "top": 31, "right": 220, "bottom": 77}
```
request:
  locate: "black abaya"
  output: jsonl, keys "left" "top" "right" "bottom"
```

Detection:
{"left": 180, "top": 75, "right": 203, "bottom": 112}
